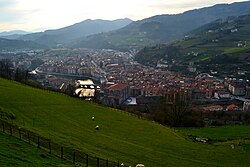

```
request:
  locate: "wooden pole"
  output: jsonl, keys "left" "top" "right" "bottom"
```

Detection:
{"left": 73, "top": 152, "right": 76, "bottom": 164}
{"left": 18, "top": 129, "right": 21, "bottom": 140}
{"left": 10, "top": 126, "right": 12, "bottom": 136}
{"left": 37, "top": 136, "right": 40, "bottom": 148}
{"left": 28, "top": 133, "right": 30, "bottom": 144}
{"left": 61, "top": 147, "right": 63, "bottom": 159}
{"left": 86, "top": 154, "right": 88, "bottom": 167}
{"left": 106, "top": 159, "right": 109, "bottom": 167}
{"left": 97, "top": 157, "right": 99, "bottom": 167}
{"left": 49, "top": 141, "right": 51, "bottom": 154}
{"left": 2, "top": 123, "right": 4, "bottom": 132}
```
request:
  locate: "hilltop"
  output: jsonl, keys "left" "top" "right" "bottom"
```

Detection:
{"left": 0, "top": 78, "right": 250, "bottom": 166}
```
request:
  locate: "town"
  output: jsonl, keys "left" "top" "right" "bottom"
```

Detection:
{"left": 1, "top": 48, "right": 250, "bottom": 126}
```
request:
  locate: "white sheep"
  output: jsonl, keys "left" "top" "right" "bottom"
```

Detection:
{"left": 95, "top": 125, "right": 99, "bottom": 130}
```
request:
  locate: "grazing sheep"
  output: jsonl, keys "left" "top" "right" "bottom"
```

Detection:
{"left": 92, "top": 116, "right": 95, "bottom": 121}
{"left": 95, "top": 125, "right": 99, "bottom": 130}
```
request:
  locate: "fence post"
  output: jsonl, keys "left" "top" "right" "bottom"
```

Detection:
{"left": 49, "top": 141, "right": 51, "bottom": 154}
{"left": 106, "top": 159, "right": 109, "bottom": 167}
{"left": 28, "top": 132, "right": 30, "bottom": 144}
{"left": 86, "top": 154, "right": 88, "bottom": 167}
{"left": 18, "top": 128, "right": 21, "bottom": 140}
{"left": 37, "top": 136, "right": 40, "bottom": 148}
{"left": 61, "top": 147, "right": 63, "bottom": 159}
{"left": 97, "top": 157, "right": 99, "bottom": 167}
{"left": 2, "top": 123, "right": 4, "bottom": 132}
{"left": 10, "top": 126, "right": 12, "bottom": 136}
{"left": 73, "top": 152, "right": 76, "bottom": 164}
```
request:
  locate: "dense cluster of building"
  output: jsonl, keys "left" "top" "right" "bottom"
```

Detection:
{"left": 101, "top": 61, "right": 250, "bottom": 112}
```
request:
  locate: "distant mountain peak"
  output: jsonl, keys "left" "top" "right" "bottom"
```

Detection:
{"left": 0, "top": 30, "right": 30, "bottom": 36}
{"left": 69, "top": 0, "right": 250, "bottom": 50}
{"left": 19, "top": 18, "right": 133, "bottom": 47}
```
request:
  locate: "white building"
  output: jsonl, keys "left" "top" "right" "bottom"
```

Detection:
{"left": 75, "top": 79, "right": 99, "bottom": 98}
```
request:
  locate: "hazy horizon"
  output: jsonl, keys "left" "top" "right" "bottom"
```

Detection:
{"left": 0, "top": 0, "right": 248, "bottom": 32}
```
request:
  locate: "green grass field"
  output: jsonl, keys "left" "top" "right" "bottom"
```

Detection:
{"left": 0, "top": 132, "right": 72, "bottom": 166}
{"left": 178, "top": 125, "right": 250, "bottom": 141}
{"left": 177, "top": 125, "right": 250, "bottom": 154}
{"left": 0, "top": 78, "right": 250, "bottom": 166}
{"left": 224, "top": 45, "right": 250, "bottom": 54}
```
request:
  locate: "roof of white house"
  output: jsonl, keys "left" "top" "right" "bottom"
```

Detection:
{"left": 77, "top": 79, "right": 94, "bottom": 85}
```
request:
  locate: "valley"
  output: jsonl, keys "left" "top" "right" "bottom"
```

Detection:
{"left": 1, "top": 1, "right": 250, "bottom": 166}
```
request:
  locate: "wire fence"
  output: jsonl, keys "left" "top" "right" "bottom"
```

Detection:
{"left": 0, "top": 119, "right": 132, "bottom": 167}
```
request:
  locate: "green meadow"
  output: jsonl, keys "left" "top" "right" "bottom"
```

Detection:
{"left": 0, "top": 132, "right": 72, "bottom": 166}
{"left": 0, "top": 78, "right": 250, "bottom": 166}
{"left": 178, "top": 125, "right": 250, "bottom": 141}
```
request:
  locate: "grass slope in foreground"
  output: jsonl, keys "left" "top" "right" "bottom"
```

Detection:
{"left": 0, "top": 78, "right": 250, "bottom": 166}
{"left": 0, "top": 132, "right": 71, "bottom": 166}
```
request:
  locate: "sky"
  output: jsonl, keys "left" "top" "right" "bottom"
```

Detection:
{"left": 0, "top": 0, "right": 248, "bottom": 32}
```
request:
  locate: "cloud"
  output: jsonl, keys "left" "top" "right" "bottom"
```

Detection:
{"left": 0, "top": 0, "right": 20, "bottom": 22}
{"left": 149, "top": 0, "right": 247, "bottom": 13}
{"left": 0, "top": 0, "right": 16, "bottom": 8}
{"left": 0, "top": 0, "right": 248, "bottom": 32}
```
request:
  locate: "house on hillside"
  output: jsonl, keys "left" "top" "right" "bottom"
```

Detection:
{"left": 243, "top": 101, "right": 250, "bottom": 112}
{"left": 202, "top": 105, "right": 223, "bottom": 112}
{"left": 228, "top": 83, "right": 246, "bottom": 96}
{"left": 214, "top": 91, "right": 230, "bottom": 99}
{"left": 215, "top": 83, "right": 225, "bottom": 90}
{"left": 245, "top": 86, "right": 250, "bottom": 98}
{"left": 74, "top": 79, "right": 99, "bottom": 98}
{"left": 192, "top": 89, "right": 210, "bottom": 99}
{"left": 103, "top": 83, "right": 129, "bottom": 106}
{"left": 226, "top": 104, "right": 241, "bottom": 111}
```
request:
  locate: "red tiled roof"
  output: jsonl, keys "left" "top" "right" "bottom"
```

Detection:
{"left": 216, "top": 91, "right": 229, "bottom": 95}
{"left": 230, "top": 83, "right": 245, "bottom": 88}
{"left": 216, "top": 83, "right": 224, "bottom": 87}
{"left": 226, "top": 104, "right": 239, "bottom": 111}
{"left": 107, "top": 83, "right": 128, "bottom": 91}
{"left": 203, "top": 105, "right": 223, "bottom": 111}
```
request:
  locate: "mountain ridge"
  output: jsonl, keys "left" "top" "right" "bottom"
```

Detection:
{"left": 19, "top": 18, "right": 133, "bottom": 47}
{"left": 69, "top": 1, "right": 250, "bottom": 50}
{"left": 0, "top": 30, "right": 30, "bottom": 36}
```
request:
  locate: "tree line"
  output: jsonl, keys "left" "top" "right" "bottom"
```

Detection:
{"left": 0, "top": 59, "right": 48, "bottom": 89}
{"left": 0, "top": 59, "right": 28, "bottom": 81}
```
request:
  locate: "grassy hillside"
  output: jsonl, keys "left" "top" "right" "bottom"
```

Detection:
{"left": 0, "top": 38, "right": 45, "bottom": 51}
{"left": 178, "top": 125, "right": 250, "bottom": 141}
{"left": 135, "top": 14, "right": 250, "bottom": 66}
{"left": 177, "top": 126, "right": 250, "bottom": 155}
{"left": 0, "top": 132, "right": 71, "bottom": 166}
{"left": 0, "top": 78, "right": 250, "bottom": 166}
